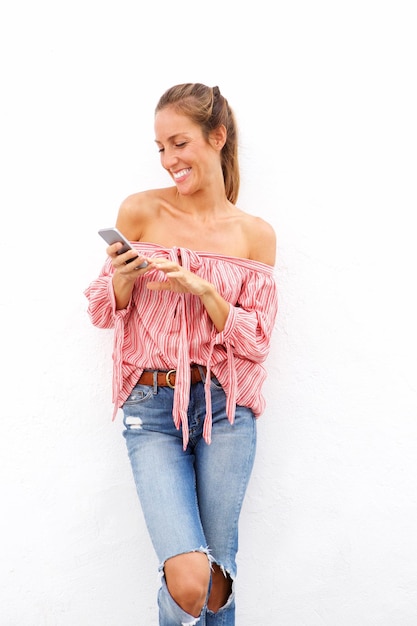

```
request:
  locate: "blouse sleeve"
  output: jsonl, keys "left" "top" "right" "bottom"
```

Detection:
{"left": 84, "top": 259, "right": 132, "bottom": 329}
{"left": 214, "top": 270, "right": 278, "bottom": 363}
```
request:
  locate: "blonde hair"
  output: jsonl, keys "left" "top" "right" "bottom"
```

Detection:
{"left": 155, "top": 83, "right": 240, "bottom": 204}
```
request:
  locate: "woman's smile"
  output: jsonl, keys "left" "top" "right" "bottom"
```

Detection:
{"left": 172, "top": 167, "right": 192, "bottom": 182}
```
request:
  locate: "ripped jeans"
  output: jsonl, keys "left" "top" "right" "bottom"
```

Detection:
{"left": 122, "top": 373, "right": 257, "bottom": 625}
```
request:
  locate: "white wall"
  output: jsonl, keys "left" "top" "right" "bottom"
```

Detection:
{"left": 1, "top": 1, "right": 416, "bottom": 624}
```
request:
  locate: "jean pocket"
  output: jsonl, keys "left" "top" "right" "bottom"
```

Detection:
{"left": 123, "top": 384, "right": 154, "bottom": 406}
{"left": 210, "top": 375, "right": 223, "bottom": 390}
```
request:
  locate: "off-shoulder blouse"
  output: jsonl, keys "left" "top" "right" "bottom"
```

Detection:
{"left": 84, "top": 243, "right": 278, "bottom": 448}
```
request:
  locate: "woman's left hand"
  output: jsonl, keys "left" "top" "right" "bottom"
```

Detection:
{"left": 146, "top": 257, "right": 230, "bottom": 332}
{"left": 145, "top": 258, "right": 212, "bottom": 297}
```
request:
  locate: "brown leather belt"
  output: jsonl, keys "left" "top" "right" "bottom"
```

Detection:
{"left": 138, "top": 365, "right": 206, "bottom": 389}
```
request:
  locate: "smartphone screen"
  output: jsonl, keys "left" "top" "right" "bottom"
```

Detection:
{"left": 98, "top": 228, "right": 147, "bottom": 267}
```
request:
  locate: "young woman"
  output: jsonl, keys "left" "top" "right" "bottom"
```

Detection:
{"left": 85, "top": 83, "right": 278, "bottom": 625}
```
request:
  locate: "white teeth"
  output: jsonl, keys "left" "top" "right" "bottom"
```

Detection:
{"left": 173, "top": 168, "right": 191, "bottom": 179}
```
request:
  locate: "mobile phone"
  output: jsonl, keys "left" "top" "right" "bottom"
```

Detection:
{"left": 98, "top": 227, "right": 148, "bottom": 268}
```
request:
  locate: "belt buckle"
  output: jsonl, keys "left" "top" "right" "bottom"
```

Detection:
{"left": 165, "top": 369, "right": 176, "bottom": 389}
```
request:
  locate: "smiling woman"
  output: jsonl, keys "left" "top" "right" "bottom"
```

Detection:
{"left": 154, "top": 109, "right": 227, "bottom": 195}
{"left": 84, "top": 82, "right": 278, "bottom": 625}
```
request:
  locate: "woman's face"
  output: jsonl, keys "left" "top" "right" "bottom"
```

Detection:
{"left": 154, "top": 106, "right": 221, "bottom": 196}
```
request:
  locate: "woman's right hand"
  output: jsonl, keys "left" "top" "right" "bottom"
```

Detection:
{"left": 108, "top": 242, "right": 149, "bottom": 275}
{"left": 108, "top": 243, "right": 151, "bottom": 309}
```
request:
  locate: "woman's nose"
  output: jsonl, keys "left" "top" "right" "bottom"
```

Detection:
{"left": 161, "top": 148, "right": 178, "bottom": 169}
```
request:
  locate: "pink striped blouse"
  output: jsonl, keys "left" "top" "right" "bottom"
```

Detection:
{"left": 84, "top": 243, "right": 278, "bottom": 448}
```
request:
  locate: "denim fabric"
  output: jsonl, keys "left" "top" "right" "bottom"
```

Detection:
{"left": 122, "top": 374, "right": 257, "bottom": 625}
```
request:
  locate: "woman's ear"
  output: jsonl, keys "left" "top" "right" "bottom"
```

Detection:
{"left": 210, "top": 124, "right": 227, "bottom": 150}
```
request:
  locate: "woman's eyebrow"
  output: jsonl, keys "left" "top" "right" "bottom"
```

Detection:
{"left": 154, "top": 133, "right": 188, "bottom": 145}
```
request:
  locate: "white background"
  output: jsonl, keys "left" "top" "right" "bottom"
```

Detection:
{"left": 1, "top": 1, "right": 416, "bottom": 624}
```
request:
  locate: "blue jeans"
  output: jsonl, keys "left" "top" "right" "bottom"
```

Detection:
{"left": 122, "top": 372, "right": 257, "bottom": 625}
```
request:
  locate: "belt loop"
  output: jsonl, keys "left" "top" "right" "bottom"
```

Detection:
{"left": 152, "top": 370, "right": 158, "bottom": 394}
{"left": 196, "top": 364, "right": 207, "bottom": 383}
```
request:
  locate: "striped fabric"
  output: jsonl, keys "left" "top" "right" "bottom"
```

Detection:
{"left": 84, "top": 243, "right": 278, "bottom": 448}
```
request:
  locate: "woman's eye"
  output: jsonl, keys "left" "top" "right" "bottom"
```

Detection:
{"left": 157, "top": 142, "right": 186, "bottom": 153}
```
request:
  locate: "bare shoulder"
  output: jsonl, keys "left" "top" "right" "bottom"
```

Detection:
{"left": 115, "top": 188, "right": 173, "bottom": 240}
{"left": 241, "top": 212, "right": 277, "bottom": 266}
